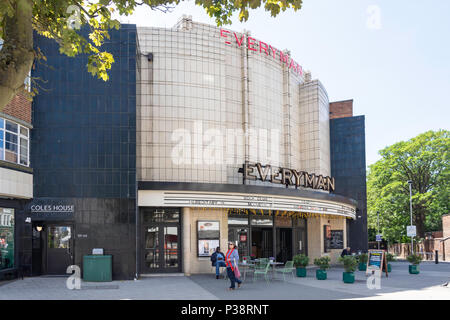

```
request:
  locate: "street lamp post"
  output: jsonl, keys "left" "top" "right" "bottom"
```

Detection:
{"left": 377, "top": 211, "right": 380, "bottom": 249}
{"left": 408, "top": 180, "right": 414, "bottom": 255}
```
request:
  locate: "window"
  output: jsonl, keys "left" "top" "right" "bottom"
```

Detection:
{"left": 0, "top": 117, "right": 29, "bottom": 166}
{"left": 0, "top": 208, "right": 15, "bottom": 270}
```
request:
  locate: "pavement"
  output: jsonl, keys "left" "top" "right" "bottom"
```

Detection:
{"left": 0, "top": 261, "right": 449, "bottom": 300}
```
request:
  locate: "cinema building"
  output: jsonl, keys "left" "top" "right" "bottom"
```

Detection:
{"left": 16, "top": 16, "right": 367, "bottom": 279}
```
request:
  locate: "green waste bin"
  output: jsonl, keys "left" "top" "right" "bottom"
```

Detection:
{"left": 83, "top": 255, "right": 112, "bottom": 282}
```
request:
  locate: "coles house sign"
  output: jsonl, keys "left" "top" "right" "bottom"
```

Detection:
{"left": 30, "top": 204, "right": 74, "bottom": 213}
{"left": 239, "top": 162, "right": 336, "bottom": 192}
{"left": 220, "top": 29, "right": 304, "bottom": 77}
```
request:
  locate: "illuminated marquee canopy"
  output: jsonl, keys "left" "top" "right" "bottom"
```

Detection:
{"left": 138, "top": 190, "right": 356, "bottom": 219}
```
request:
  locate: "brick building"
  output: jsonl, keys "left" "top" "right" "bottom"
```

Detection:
{"left": 0, "top": 91, "right": 33, "bottom": 279}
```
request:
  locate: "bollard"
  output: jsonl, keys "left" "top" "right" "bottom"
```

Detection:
{"left": 435, "top": 250, "right": 439, "bottom": 264}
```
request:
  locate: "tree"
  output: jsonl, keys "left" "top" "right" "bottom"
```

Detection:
{"left": 0, "top": 0, "right": 303, "bottom": 111}
{"left": 367, "top": 130, "right": 449, "bottom": 242}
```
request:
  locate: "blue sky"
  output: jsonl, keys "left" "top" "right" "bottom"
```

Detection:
{"left": 120, "top": 0, "right": 450, "bottom": 167}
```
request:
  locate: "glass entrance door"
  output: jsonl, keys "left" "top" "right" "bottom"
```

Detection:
{"left": 294, "top": 228, "right": 307, "bottom": 255}
{"left": 46, "top": 225, "right": 73, "bottom": 275}
{"left": 276, "top": 228, "right": 293, "bottom": 262}
{"left": 251, "top": 228, "right": 273, "bottom": 258}
{"left": 142, "top": 208, "right": 181, "bottom": 273}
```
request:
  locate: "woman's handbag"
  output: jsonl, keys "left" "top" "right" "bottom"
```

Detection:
{"left": 233, "top": 258, "right": 241, "bottom": 279}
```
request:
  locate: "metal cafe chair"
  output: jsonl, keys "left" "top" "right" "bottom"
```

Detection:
{"left": 275, "top": 261, "right": 295, "bottom": 281}
{"left": 255, "top": 258, "right": 269, "bottom": 270}
{"left": 253, "top": 262, "right": 271, "bottom": 284}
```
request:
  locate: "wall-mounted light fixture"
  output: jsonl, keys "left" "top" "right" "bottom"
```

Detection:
{"left": 36, "top": 226, "right": 43, "bottom": 232}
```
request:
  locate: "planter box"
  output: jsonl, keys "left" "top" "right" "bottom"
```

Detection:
{"left": 387, "top": 263, "right": 392, "bottom": 273}
{"left": 343, "top": 272, "right": 355, "bottom": 283}
{"left": 358, "top": 262, "right": 367, "bottom": 271}
{"left": 409, "top": 265, "right": 420, "bottom": 274}
{"left": 316, "top": 269, "right": 327, "bottom": 280}
{"left": 296, "top": 267, "right": 307, "bottom": 277}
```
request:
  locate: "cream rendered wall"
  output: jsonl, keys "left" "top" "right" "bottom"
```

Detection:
{"left": 182, "top": 207, "right": 228, "bottom": 275}
{"left": 0, "top": 167, "right": 33, "bottom": 199}
{"left": 307, "top": 216, "right": 347, "bottom": 265}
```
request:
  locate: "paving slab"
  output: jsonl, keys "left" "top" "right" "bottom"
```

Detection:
{"left": 0, "top": 262, "right": 448, "bottom": 300}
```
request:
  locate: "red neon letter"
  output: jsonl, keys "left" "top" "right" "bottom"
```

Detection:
{"left": 247, "top": 37, "right": 257, "bottom": 51}
{"left": 279, "top": 51, "right": 289, "bottom": 65}
{"left": 220, "top": 29, "right": 231, "bottom": 44}
{"left": 259, "top": 41, "right": 269, "bottom": 55}
{"left": 234, "top": 33, "right": 245, "bottom": 47}
{"left": 289, "top": 58, "right": 296, "bottom": 70}
{"left": 269, "top": 45, "right": 277, "bottom": 59}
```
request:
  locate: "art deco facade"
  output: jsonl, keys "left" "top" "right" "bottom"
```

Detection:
{"left": 11, "top": 16, "right": 367, "bottom": 279}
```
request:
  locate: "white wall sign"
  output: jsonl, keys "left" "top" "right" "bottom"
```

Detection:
{"left": 30, "top": 204, "right": 74, "bottom": 213}
{"left": 407, "top": 226, "right": 416, "bottom": 237}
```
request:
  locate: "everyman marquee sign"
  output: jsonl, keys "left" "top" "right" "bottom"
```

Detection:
{"left": 239, "top": 162, "right": 335, "bottom": 192}
{"left": 220, "top": 29, "right": 304, "bottom": 77}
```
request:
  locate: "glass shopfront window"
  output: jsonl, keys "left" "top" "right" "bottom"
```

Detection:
{"left": 0, "top": 118, "right": 29, "bottom": 166}
{"left": 0, "top": 208, "right": 15, "bottom": 270}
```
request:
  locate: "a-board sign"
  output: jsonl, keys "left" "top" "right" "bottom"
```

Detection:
{"left": 366, "top": 249, "right": 388, "bottom": 277}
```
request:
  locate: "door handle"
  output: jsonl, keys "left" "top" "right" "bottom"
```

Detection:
{"left": 67, "top": 246, "right": 73, "bottom": 260}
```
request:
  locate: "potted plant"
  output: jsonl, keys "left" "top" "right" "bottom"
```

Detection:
{"left": 293, "top": 254, "right": 309, "bottom": 277}
{"left": 407, "top": 254, "right": 422, "bottom": 274}
{"left": 357, "top": 253, "right": 368, "bottom": 271}
{"left": 339, "top": 255, "right": 358, "bottom": 283}
{"left": 313, "top": 256, "right": 330, "bottom": 280}
{"left": 385, "top": 253, "right": 396, "bottom": 273}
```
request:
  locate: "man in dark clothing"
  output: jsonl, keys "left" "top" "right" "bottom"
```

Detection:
{"left": 211, "top": 247, "right": 226, "bottom": 279}
{"left": 341, "top": 247, "right": 352, "bottom": 257}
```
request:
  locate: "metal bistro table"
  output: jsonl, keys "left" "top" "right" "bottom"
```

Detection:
{"left": 239, "top": 259, "right": 284, "bottom": 281}
{"left": 239, "top": 260, "right": 256, "bottom": 281}
{"left": 269, "top": 261, "right": 284, "bottom": 280}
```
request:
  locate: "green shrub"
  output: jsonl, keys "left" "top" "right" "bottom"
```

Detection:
{"left": 386, "top": 253, "right": 396, "bottom": 262}
{"left": 338, "top": 255, "right": 358, "bottom": 273}
{"left": 293, "top": 254, "right": 309, "bottom": 268}
{"left": 313, "top": 256, "right": 331, "bottom": 270}
{"left": 357, "top": 253, "right": 368, "bottom": 263}
{"left": 407, "top": 254, "right": 422, "bottom": 265}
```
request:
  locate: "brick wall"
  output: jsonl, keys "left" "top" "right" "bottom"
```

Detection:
{"left": 443, "top": 214, "right": 450, "bottom": 238}
{"left": 2, "top": 92, "right": 32, "bottom": 124}
{"left": 329, "top": 100, "right": 353, "bottom": 119}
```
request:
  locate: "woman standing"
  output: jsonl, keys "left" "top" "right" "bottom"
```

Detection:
{"left": 225, "top": 242, "right": 242, "bottom": 290}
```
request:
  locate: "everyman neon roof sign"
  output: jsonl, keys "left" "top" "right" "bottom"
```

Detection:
{"left": 220, "top": 29, "right": 304, "bottom": 77}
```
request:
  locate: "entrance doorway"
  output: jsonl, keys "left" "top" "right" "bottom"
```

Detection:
{"left": 46, "top": 225, "right": 73, "bottom": 274}
{"left": 251, "top": 228, "right": 273, "bottom": 258}
{"left": 141, "top": 208, "right": 181, "bottom": 273}
{"left": 276, "top": 228, "right": 292, "bottom": 262}
{"left": 32, "top": 223, "right": 74, "bottom": 275}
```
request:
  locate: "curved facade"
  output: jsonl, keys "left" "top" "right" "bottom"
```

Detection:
{"left": 136, "top": 17, "right": 360, "bottom": 274}
{"left": 137, "top": 19, "right": 331, "bottom": 186}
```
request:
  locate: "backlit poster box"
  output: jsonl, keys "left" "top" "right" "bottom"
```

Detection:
{"left": 197, "top": 221, "right": 220, "bottom": 257}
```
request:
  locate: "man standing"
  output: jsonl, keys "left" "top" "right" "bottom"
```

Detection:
{"left": 211, "top": 246, "right": 226, "bottom": 279}
{"left": 341, "top": 247, "right": 352, "bottom": 257}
